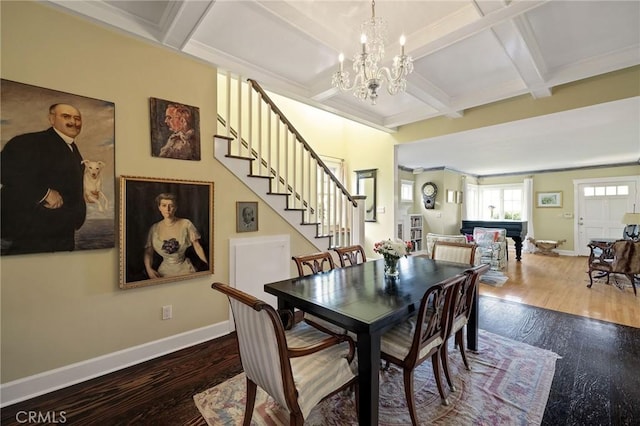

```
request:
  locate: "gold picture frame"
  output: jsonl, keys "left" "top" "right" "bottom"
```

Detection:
{"left": 119, "top": 176, "right": 214, "bottom": 289}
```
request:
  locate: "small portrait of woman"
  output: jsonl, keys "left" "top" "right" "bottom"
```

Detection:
{"left": 144, "top": 193, "right": 208, "bottom": 279}
{"left": 120, "top": 176, "right": 213, "bottom": 289}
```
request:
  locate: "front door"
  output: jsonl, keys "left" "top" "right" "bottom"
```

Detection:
{"left": 575, "top": 176, "right": 639, "bottom": 256}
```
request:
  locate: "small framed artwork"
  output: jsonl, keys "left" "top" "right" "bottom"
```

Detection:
{"left": 237, "top": 202, "right": 258, "bottom": 232}
{"left": 446, "top": 189, "right": 456, "bottom": 203}
{"left": 149, "top": 97, "right": 200, "bottom": 161}
{"left": 455, "top": 191, "right": 463, "bottom": 204}
{"left": 536, "top": 191, "right": 562, "bottom": 208}
{"left": 119, "top": 176, "right": 214, "bottom": 289}
{"left": 396, "top": 222, "right": 404, "bottom": 240}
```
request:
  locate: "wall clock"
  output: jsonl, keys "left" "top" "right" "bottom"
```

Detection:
{"left": 421, "top": 182, "right": 438, "bottom": 209}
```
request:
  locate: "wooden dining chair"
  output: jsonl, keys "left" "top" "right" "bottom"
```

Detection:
{"left": 292, "top": 251, "right": 336, "bottom": 276}
{"left": 291, "top": 252, "right": 346, "bottom": 336}
{"left": 211, "top": 282, "right": 358, "bottom": 426}
{"left": 440, "top": 263, "right": 490, "bottom": 392}
{"left": 432, "top": 241, "right": 477, "bottom": 265}
{"left": 333, "top": 245, "right": 367, "bottom": 267}
{"left": 380, "top": 274, "right": 466, "bottom": 424}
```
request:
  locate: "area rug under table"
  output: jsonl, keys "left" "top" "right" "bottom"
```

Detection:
{"left": 194, "top": 330, "right": 559, "bottom": 425}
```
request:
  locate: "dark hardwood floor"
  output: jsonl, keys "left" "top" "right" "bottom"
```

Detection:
{"left": 2, "top": 295, "right": 638, "bottom": 425}
{"left": 0, "top": 334, "right": 242, "bottom": 425}
{"left": 479, "top": 296, "right": 639, "bottom": 426}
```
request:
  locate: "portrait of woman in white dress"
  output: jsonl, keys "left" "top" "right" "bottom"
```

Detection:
{"left": 144, "top": 193, "right": 208, "bottom": 278}
{"left": 119, "top": 176, "right": 213, "bottom": 289}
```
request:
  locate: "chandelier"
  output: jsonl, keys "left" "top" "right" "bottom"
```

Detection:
{"left": 331, "top": 0, "right": 414, "bottom": 105}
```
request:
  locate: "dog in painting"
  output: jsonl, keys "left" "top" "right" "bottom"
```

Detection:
{"left": 81, "top": 160, "right": 109, "bottom": 212}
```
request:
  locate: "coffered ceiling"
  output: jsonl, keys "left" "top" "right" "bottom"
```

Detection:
{"left": 45, "top": 0, "right": 640, "bottom": 175}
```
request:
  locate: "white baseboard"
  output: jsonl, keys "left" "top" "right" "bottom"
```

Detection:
{"left": 1, "top": 321, "right": 231, "bottom": 408}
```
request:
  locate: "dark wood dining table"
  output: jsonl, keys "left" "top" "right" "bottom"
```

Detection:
{"left": 264, "top": 255, "right": 473, "bottom": 425}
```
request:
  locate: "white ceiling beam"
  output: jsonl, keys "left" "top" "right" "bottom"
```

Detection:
{"left": 494, "top": 14, "right": 552, "bottom": 98}
{"left": 161, "top": 1, "right": 213, "bottom": 50}
{"left": 410, "top": 0, "right": 549, "bottom": 60}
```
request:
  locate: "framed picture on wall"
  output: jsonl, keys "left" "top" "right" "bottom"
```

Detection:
{"left": 119, "top": 176, "right": 214, "bottom": 289}
{"left": 536, "top": 191, "right": 562, "bottom": 208}
{"left": 149, "top": 97, "right": 201, "bottom": 161}
{"left": 236, "top": 201, "right": 258, "bottom": 232}
{"left": 0, "top": 79, "right": 115, "bottom": 256}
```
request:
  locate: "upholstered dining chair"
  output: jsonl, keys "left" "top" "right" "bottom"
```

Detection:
{"left": 334, "top": 245, "right": 367, "bottom": 267}
{"left": 431, "top": 241, "right": 477, "bottom": 265}
{"left": 440, "top": 263, "right": 490, "bottom": 392}
{"left": 211, "top": 282, "right": 358, "bottom": 426}
{"left": 292, "top": 252, "right": 346, "bottom": 336}
{"left": 380, "top": 274, "right": 466, "bottom": 425}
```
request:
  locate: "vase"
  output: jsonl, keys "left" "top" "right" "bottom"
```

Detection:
{"left": 384, "top": 256, "right": 400, "bottom": 278}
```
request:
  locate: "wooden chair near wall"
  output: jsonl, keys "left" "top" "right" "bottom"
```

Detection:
{"left": 587, "top": 239, "right": 639, "bottom": 296}
{"left": 440, "top": 263, "right": 490, "bottom": 392}
{"left": 291, "top": 251, "right": 346, "bottom": 335}
{"left": 379, "top": 274, "right": 466, "bottom": 425}
{"left": 431, "top": 241, "right": 477, "bottom": 265}
{"left": 333, "top": 245, "right": 367, "bottom": 267}
{"left": 211, "top": 282, "right": 358, "bottom": 425}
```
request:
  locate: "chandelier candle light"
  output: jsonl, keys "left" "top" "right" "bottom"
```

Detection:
{"left": 332, "top": 0, "right": 414, "bottom": 105}
{"left": 374, "top": 239, "right": 413, "bottom": 277}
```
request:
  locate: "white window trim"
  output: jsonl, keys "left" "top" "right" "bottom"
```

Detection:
{"left": 400, "top": 179, "right": 414, "bottom": 203}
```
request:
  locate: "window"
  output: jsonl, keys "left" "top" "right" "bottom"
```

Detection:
{"left": 583, "top": 185, "right": 629, "bottom": 197}
{"left": 400, "top": 180, "right": 414, "bottom": 202}
{"left": 477, "top": 184, "right": 523, "bottom": 220}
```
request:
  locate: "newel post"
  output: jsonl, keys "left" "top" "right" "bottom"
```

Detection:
{"left": 352, "top": 195, "right": 366, "bottom": 246}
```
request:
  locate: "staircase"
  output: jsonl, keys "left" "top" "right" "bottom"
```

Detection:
{"left": 214, "top": 73, "right": 365, "bottom": 251}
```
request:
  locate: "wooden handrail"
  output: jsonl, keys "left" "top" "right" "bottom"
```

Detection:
{"left": 247, "top": 79, "right": 357, "bottom": 207}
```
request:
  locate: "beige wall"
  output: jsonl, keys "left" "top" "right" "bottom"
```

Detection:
{"left": 0, "top": 1, "right": 317, "bottom": 383}
{"left": 407, "top": 169, "right": 465, "bottom": 236}
{"left": 480, "top": 166, "right": 640, "bottom": 250}
{"left": 408, "top": 165, "right": 640, "bottom": 250}
{"left": 2, "top": 0, "right": 638, "bottom": 386}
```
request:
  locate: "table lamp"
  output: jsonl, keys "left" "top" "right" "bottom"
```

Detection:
{"left": 622, "top": 212, "right": 640, "bottom": 241}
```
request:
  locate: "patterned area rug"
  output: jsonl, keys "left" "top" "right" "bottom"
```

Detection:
{"left": 194, "top": 330, "right": 559, "bottom": 425}
{"left": 586, "top": 273, "right": 635, "bottom": 290}
{"left": 479, "top": 270, "right": 509, "bottom": 287}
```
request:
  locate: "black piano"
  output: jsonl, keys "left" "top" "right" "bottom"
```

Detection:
{"left": 460, "top": 220, "right": 528, "bottom": 261}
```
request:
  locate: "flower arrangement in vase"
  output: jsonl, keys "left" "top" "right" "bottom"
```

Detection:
{"left": 374, "top": 239, "right": 413, "bottom": 277}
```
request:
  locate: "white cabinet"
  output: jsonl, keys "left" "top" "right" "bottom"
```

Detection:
{"left": 408, "top": 214, "right": 424, "bottom": 252}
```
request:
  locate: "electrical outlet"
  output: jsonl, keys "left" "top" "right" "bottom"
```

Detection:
{"left": 162, "top": 305, "right": 172, "bottom": 320}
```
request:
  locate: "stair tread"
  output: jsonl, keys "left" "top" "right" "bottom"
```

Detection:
{"left": 225, "top": 154, "right": 254, "bottom": 161}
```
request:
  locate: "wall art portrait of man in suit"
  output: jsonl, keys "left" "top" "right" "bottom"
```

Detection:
{"left": 0, "top": 79, "right": 115, "bottom": 256}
